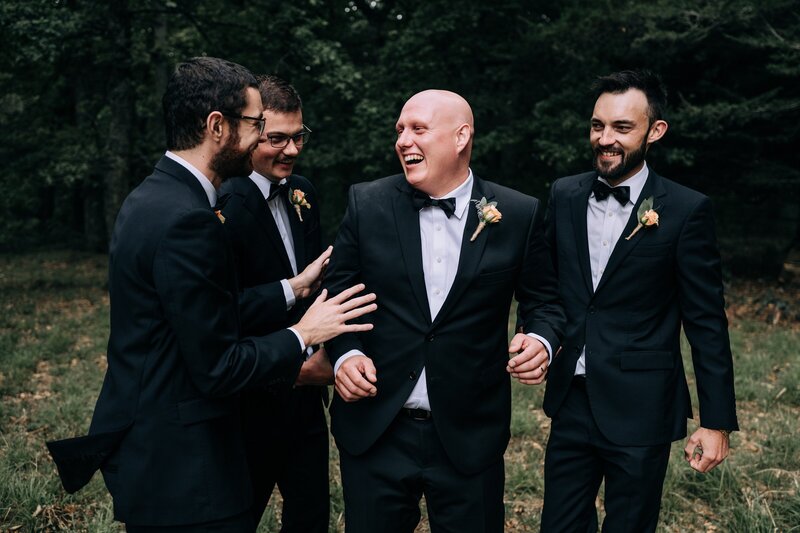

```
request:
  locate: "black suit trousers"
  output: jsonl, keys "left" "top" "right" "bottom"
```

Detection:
{"left": 242, "top": 386, "right": 329, "bottom": 533}
{"left": 339, "top": 414, "right": 504, "bottom": 533}
{"left": 541, "top": 378, "right": 671, "bottom": 533}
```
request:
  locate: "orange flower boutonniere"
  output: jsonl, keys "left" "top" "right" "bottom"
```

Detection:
{"left": 470, "top": 197, "right": 502, "bottom": 242}
{"left": 625, "top": 196, "right": 658, "bottom": 240}
{"left": 214, "top": 210, "right": 226, "bottom": 224}
{"left": 289, "top": 188, "right": 311, "bottom": 222}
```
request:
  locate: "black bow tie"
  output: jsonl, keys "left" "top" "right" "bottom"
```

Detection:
{"left": 268, "top": 181, "right": 289, "bottom": 201}
{"left": 591, "top": 180, "right": 630, "bottom": 205}
{"left": 411, "top": 190, "right": 456, "bottom": 218}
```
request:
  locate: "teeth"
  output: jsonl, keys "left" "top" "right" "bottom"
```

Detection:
{"left": 404, "top": 154, "right": 423, "bottom": 163}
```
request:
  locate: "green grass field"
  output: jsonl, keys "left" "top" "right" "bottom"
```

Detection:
{"left": 1, "top": 252, "right": 798, "bottom": 532}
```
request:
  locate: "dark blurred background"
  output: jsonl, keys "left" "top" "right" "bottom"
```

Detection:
{"left": 2, "top": 0, "right": 798, "bottom": 280}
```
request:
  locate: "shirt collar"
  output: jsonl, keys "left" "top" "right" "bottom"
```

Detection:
{"left": 165, "top": 151, "right": 217, "bottom": 207}
{"left": 431, "top": 169, "right": 473, "bottom": 220}
{"left": 596, "top": 162, "right": 649, "bottom": 206}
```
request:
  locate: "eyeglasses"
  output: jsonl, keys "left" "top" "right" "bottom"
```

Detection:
{"left": 221, "top": 112, "right": 266, "bottom": 135}
{"left": 266, "top": 125, "right": 312, "bottom": 148}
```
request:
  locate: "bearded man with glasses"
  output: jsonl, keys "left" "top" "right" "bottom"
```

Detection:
{"left": 219, "top": 75, "right": 330, "bottom": 532}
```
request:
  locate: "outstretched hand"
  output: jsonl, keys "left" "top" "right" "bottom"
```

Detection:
{"left": 507, "top": 333, "right": 549, "bottom": 385}
{"left": 684, "top": 427, "right": 730, "bottom": 473}
{"left": 293, "top": 284, "right": 377, "bottom": 347}
{"left": 335, "top": 355, "right": 378, "bottom": 402}
{"left": 289, "top": 246, "right": 332, "bottom": 299}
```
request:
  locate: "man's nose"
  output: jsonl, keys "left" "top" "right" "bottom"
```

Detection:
{"left": 396, "top": 130, "right": 412, "bottom": 147}
{"left": 598, "top": 127, "right": 615, "bottom": 146}
{"left": 284, "top": 138, "right": 300, "bottom": 155}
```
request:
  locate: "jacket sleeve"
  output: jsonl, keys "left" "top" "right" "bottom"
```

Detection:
{"left": 677, "top": 196, "right": 738, "bottom": 431}
{"left": 153, "top": 208, "right": 304, "bottom": 397}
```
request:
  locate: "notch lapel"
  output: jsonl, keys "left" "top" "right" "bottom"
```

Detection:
{"left": 594, "top": 171, "right": 667, "bottom": 295}
{"left": 242, "top": 180, "right": 294, "bottom": 276}
{"left": 432, "top": 176, "right": 491, "bottom": 327}
{"left": 393, "top": 182, "right": 432, "bottom": 324}
{"left": 570, "top": 175, "right": 595, "bottom": 295}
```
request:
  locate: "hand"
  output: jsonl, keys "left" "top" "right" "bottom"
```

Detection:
{"left": 295, "top": 346, "right": 334, "bottom": 386}
{"left": 684, "top": 427, "right": 730, "bottom": 473}
{"left": 293, "top": 284, "right": 377, "bottom": 346}
{"left": 288, "top": 246, "right": 332, "bottom": 299}
{"left": 335, "top": 355, "right": 378, "bottom": 402}
{"left": 507, "top": 333, "right": 549, "bottom": 385}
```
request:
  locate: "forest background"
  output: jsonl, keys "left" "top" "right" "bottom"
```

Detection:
{"left": 1, "top": 0, "right": 799, "bottom": 531}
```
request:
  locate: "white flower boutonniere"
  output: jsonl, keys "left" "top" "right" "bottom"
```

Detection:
{"left": 470, "top": 197, "right": 502, "bottom": 242}
{"left": 289, "top": 188, "right": 311, "bottom": 222}
{"left": 625, "top": 196, "right": 658, "bottom": 240}
{"left": 214, "top": 209, "right": 226, "bottom": 224}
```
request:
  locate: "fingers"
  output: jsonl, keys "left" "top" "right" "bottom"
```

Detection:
{"left": 684, "top": 430, "right": 729, "bottom": 473}
{"left": 336, "top": 357, "right": 378, "bottom": 402}
{"left": 339, "top": 292, "right": 378, "bottom": 313}
{"left": 329, "top": 283, "right": 368, "bottom": 304}
{"left": 507, "top": 333, "right": 526, "bottom": 354}
{"left": 314, "top": 245, "right": 333, "bottom": 265}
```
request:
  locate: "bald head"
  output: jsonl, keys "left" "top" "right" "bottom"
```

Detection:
{"left": 395, "top": 90, "right": 474, "bottom": 196}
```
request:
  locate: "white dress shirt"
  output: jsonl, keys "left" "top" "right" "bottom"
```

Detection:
{"left": 575, "top": 163, "right": 649, "bottom": 375}
{"left": 249, "top": 171, "right": 297, "bottom": 309}
{"left": 162, "top": 152, "right": 305, "bottom": 353}
{"left": 334, "top": 169, "right": 552, "bottom": 411}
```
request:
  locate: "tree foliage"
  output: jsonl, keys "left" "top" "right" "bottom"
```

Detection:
{"left": 2, "top": 0, "right": 798, "bottom": 276}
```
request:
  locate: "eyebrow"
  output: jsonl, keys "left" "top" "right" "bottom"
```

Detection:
{"left": 267, "top": 129, "right": 304, "bottom": 136}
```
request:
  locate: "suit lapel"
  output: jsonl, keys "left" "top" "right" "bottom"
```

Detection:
{"left": 432, "top": 176, "right": 491, "bottom": 327}
{"left": 393, "top": 181, "right": 432, "bottom": 324}
{"left": 155, "top": 155, "right": 212, "bottom": 209}
{"left": 569, "top": 175, "right": 595, "bottom": 295}
{"left": 285, "top": 176, "right": 306, "bottom": 272}
{"left": 241, "top": 179, "right": 294, "bottom": 276}
{"left": 594, "top": 171, "right": 667, "bottom": 295}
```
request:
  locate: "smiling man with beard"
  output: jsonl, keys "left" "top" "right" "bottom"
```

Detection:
{"left": 46, "top": 57, "right": 377, "bottom": 532}
{"left": 537, "top": 70, "right": 738, "bottom": 532}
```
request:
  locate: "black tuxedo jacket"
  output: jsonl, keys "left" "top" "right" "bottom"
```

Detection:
{"left": 46, "top": 156, "right": 306, "bottom": 526}
{"left": 218, "top": 174, "right": 322, "bottom": 333}
{"left": 542, "top": 170, "right": 738, "bottom": 446}
{"left": 324, "top": 173, "right": 564, "bottom": 475}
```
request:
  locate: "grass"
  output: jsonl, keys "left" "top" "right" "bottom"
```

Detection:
{"left": 1, "top": 251, "right": 799, "bottom": 532}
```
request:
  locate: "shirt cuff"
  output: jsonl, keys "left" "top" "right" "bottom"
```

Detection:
{"left": 286, "top": 327, "right": 306, "bottom": 355}
{"left": 281, "top": 279, "right": 296, "bottom": 310}
{"left": 526, "top": 333, "right": 553, "bottom": 364}
{"left": 333, "top": 349, "right": 365, "bottom": 376}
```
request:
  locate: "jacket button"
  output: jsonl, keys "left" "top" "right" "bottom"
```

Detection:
{"left": 426, "top": 334, "right": 435, "bottom": 342}
{"left": 588, "top": 306, "right": 596, "bottom": 314}
{"left": 409, "top": 371, "right": 417, "bottom": 380}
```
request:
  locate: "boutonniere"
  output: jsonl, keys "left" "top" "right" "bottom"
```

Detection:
{"left": 289, "top": 188, "right": 311, "bottom": 222}
{"left": 470, "top": 197, "right": 502, "bottom": 242}
{"left": 214, "top": 209, "right": 226, "bottom": 224}
{"left": 625, "top": 196, "right": 658, "bottom": 240}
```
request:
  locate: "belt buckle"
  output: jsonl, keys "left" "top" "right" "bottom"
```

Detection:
{"left": 405, "top": 408, "right": 431, "bottom": 421}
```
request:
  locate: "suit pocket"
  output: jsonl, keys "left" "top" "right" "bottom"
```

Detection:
{"left": 177, "top": 397, "right": 236, "bottom": 425}
{"left": 619, "top": 351, "right": 674, "bottom": 370}
{"left": 476, "top": 267, "right": 516, "bottom": 286}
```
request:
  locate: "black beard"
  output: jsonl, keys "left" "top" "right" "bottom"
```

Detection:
{"left": 210, "top": 130, "right": 253, "bottom": 182}
{"left": 593, "top": 136, "right": 648, "bottom": 183}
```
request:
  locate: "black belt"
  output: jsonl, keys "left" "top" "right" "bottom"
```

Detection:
{"left": 572, "top": 375, "right": 587, "bottom": 389}
{"left": 401, "top": 408, "right": 432, "bottom": 420}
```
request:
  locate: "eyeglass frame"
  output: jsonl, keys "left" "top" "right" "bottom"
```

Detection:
{"left": 220, "top": 112, "right": 266, "bottom": 135}
{"left": 266, "top": 125, "right": 312, "bottom": 149}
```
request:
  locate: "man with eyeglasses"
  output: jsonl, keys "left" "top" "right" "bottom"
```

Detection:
{"left": 45, "top": 58, "right": 376, "bottom": 532}
{"left": 219, "top": 75, "right": 330, "bottom": 532}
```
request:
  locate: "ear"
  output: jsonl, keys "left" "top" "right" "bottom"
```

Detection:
{"left": 206, "top": 111, "right": 225, "bottom": 143}
{"left": 647, "top": 119, "right": 668, "bottom": 144}
{"left": 455, "top": 123, "right": 472, "bottom": 154}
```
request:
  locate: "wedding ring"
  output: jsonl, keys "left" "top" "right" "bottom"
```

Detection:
{"left": 540, "top": 365, "right": 547, "bottom": 374}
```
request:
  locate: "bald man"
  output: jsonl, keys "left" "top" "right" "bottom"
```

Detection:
{"left": 323, "top": 90, "right": 564, "bottom": 532}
